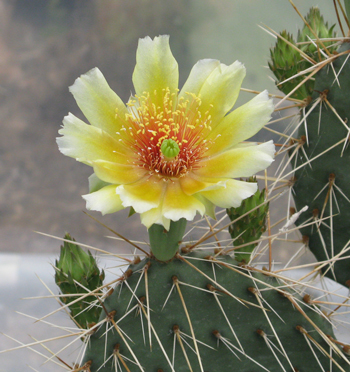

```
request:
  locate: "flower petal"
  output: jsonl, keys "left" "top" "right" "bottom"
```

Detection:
{"left": 69, "top": 67, "right": 128, "bottom": 137}
{"left": 132, "top": 35, "right": 178, "bottom": 107}
{"left": 140, "top": 207, "right": 171, "bottom": 230}
{"left": 179, "top": 59, "right": 220, "bottom": 99}
{"left": 163, "top": 180, "right": 205, "bottom": 221}
{"left": 117, "top": 178, "right": 164, "bottom": 213}
{"left": 57, "top": 113, "right": 131, "bottom": 165}
{"left": 193, "top": 194, "right": 216, "bottom": 220}
{"left": 196, "top": 141, "right": 275, "bottom": 179}
{"left": 92, "top": 160, "right": 146, "bottom": 185}
{"left": 206, "top": 90, "right": 274, "bottom": 155}
{"left": 180, "top": 173, "right": 226, "bottom": 195}
{"left": 88, "top": 173, "right": 110, "bottom": 193}
{"left": 195, "top": 61, "right": 246, "bottom": 125}
{"left": 82, "top": 185, "right": 124, "bottom": 215}
{"left": 199, "top": 179, "right": 258, "bottom": 208}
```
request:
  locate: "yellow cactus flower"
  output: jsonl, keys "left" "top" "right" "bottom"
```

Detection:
{"left": 57, "top": 35, "right": 275, "bottom": 230}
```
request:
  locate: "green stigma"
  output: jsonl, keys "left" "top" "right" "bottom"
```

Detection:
{"left": 160, "top": 139, "right": 180, "bottom": 160}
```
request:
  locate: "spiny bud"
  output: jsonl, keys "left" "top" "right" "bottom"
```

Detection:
{"left": 269, "top": 7, "right": 337, "bottom": 102}
{"left": 55, "top": 233, "right": 105, "bottom": 328}
{"left": 297, "top": 7, "right": 337, "bottom": 56}
{"left": 226, "top": 177, "right": 269, "bottom": 263}
{"left": 268, "top": 31, "right": 311, "bottom": 100}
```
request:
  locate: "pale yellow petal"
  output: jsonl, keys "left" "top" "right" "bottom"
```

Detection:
{"left": 140, "top": 207, "right": 170, "bottom": 230}
{"left": 179, "top": 174, "right": 211, "bottom": 195}
{"left": 206, "top": 90, "right": 274, "bottom": 155}
{"left": 92, "top": 160, "right": 146, "bottom": 185}
{"left": 132, "top": 35, "right": 178, "bottom": 108}
{"left": 69, "top": 67, "right": 128, "bottom": 137}
{"left": 196, "top": 61, "right": 246, "bottom": 125}
{"left": 178, "top": 59, "right": 220, "bottom": 100}
{"left": 196, "top": 141, "right": 275, "bottom": 179}
{"left": 57, "top": 113, "right": 131, "bottom": 165}
{"left": 117, "top": 177, "right": 164, "bottom": 213}
{"left": 180, "top": 173, "right": 226, "bottom": 195}
{"left": 163, "top": 180, "right": 205, "bottom": 221}
{"left": 193, "top": 194, "right": 216, "bottom": 220}
{"left": 200, "top": 179, "right": 258, "bottom": 208}
{"left": 88, "top": 173, "right": 110, "bottom": 193}
{"left": 82, "top": 185, "right": 124, "bottom": 215}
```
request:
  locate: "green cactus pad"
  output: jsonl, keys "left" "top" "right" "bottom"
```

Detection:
{"left": 81, "top": 252, "right": 348, "bottom": 371}
{"left": 292, "top": 41, "right": 350, "bottom": 287}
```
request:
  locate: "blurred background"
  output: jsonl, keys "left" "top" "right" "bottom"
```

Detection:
{"left": 0, "top": 0, "right": 342, "bottom": 370}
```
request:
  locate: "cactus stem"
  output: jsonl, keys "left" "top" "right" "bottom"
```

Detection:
{"left": 149, "top": 218, "right": 187, "bottom": 262}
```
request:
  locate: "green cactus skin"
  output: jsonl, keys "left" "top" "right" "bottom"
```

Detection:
{"left": 81, "top": 251, "right": 349, "bottom": 371}
{"left": 55, "top": 234, "right": 105, "bottom": 328}
{"left": 226, "top": 180, "right": 268, "bottom": 263}
{"left": 291, "top": 41, "right": 350, "bottom": 288}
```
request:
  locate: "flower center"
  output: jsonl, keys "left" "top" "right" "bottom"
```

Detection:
{"left": 119, "top": 88, "right": 213, "bottom": 179}
{"left": 161, "top": 139, "right": 180, "bottom": 160}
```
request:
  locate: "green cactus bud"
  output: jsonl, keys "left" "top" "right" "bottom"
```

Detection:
{"left": 269, "top": 9, "right": 337, "bottom": 101}
{"left": 226, "top": 178, "right": 269, "bottom": 263}
{"left": 268, "top": 31, "right": 312, "bottom": 100}
{"left": 55, "top": 233, "right": 105, "bottom": 328}
{"left": 297, "top": 7, "right": 337, "bottom": 55}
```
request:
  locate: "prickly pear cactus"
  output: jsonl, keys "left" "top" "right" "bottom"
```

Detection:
{"left": 269, "top": 7, "right": 350, "bottom": 287}
{"left": 4, "top": 4, "right": 350, "bottom": 372}
{"left": 81, "top": 251, "right": 347, "bottom": 372}
{"left": 55, "top": 233, "right": 105, "bottom": 328}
